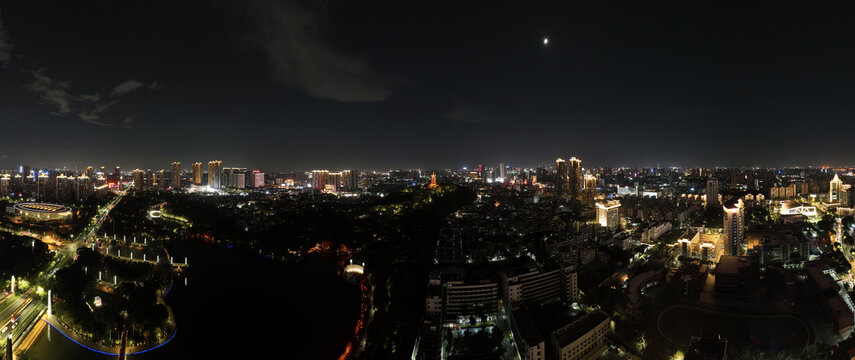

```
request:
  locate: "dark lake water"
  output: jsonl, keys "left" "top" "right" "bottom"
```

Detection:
{"left": 24, "top": 243, "right": 362, "bottom": 360}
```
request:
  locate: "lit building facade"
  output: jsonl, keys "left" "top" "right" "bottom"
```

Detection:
{"left": 207, "top": 161, "right": 222, "bottom": 189}
{"left": 551, "top": 310, "right": 610, "bottom": 360}
{"left": 596, "top": 200, "right": 621, "bottom": 230}
{"left": 222, "top": 168, "right": 246, "bottom": 188}
{"left": 568, "top": 157, "right": 583, "bottom": 200}
{"left": 342, "top": 170, "right": 359, "bottom": 191}
{"left": 133, "top": 169, "right": 145, "bottom": 189}
{"left": 250, "top": 170, "right": 265, "bottom": 188}
{"left": 830, "top": 173, "right": 843, "bottom": 203}
{"left": 192, "top": 162, "right": 203, "bottom": 185}
{"left": 706, "top": 178, "right": 719, "bottom": 207}
{"left": 583, "top": 174, "right": 597, "bottom": 204}
{"left": 171, "top": 162, "right": 181, "bottom": 189}
{"left": 502, "top": 264, "right": 578, "bottom": 306}
{"left": 311, "top": 170, "right": 329, "bottom": 190}
{"left": 555, "top": 158, "right": 568, "bottom": 197}
{"left": 723, "top": 198, "right": 745, "bottom": 256}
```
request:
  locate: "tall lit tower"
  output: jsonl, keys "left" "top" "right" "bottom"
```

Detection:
{"left": 584, "top": 174, "right": 597, "bottom": 204}
{"left": 555, "top": 158, "right": 568, "bottom": 197}
{"left": 132, "top": 169, "right": 145, "bottom": 190}
{"left": 156, "top": 169, "right": 165, "bottom": 189}
{"left": 568, "top": 157, "right": 583, "bottom": 200}
{"left": 192, "top": 163, "right": 203, "bottom": 185}
{"left": 706, "top": 178, "right": 719, "bottom": 207}
{"left": 171, "top": 162, "right": 181, "bottom": 189}
{"left": 723, "top": 198, "right": 745, "bottom": 256}
{"left": 207, "top": 161, "right": 222, "bottom": 189}
{"left": 830, "top": 173, "right": 843, "bottom": 203}
{"left": 428, "top": 173, "right": 439, "bottom": 188}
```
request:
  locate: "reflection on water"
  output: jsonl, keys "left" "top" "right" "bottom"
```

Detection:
{"left": 25, "top": 243, "right": 361, "bottom": 360}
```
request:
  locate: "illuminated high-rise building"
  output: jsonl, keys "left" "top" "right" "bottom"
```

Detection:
{"left": 250, "top": 170, "right": 265, "bottom": 188}
{"left": 85, "top": 166, "right": 94, "bottom": 179}
{"left": 192, "top": 162, "right": 203, "bottom": 185}
{"left": 596, "top": 200, "right": 621, "bottom": 230}
{"left": 0, "top": 176, "right": 9, "bottom": 196}
{"left": 830, "top": 173, "right": 843, "bottom": 203}
{"left": 76, "top": 174, "right": 92, "bottom": 201}
{"left": 326, "top": 172, "right": 342, "bottom": 190}
{"left": 207, "top": 161, "right": 223, "bottom": 189}
{"left": 498, "top": 163, "right": 507, "bottom": 180}
{"left": 113, "top": 166, "right": 122, "bottom": 186}
{"left": 584, "top": 174, "right": 597, "bottom": 203}
{"left": 706, "top": 178, "right": 719, "bottom": 207}
{"left": 555, "top": 158, "right": 568, "bottom": 197}
{"left": 223, "top": 168, "right": 246, "bottom": 188}
{"left": 723, "top": 198, "right": 745, "bottom": 256}
{"left": 568, "top": 157, "right": 583, "bottom": 200}
{"left": 133, "top": 169, "right": 145, "bottom": 190}
{"left": 171, "top": 162, "right": 181, "bottom": 189}
{"left": 156, "top": 169, "right": 165, "bottom": 189}
{"left": 342, "top": 170, "right": 360, "bottom": 191}
{"left": 312, "top": 170, "right": 329, "bottom": 190}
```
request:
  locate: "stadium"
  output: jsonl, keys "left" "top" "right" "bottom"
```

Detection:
{"left": 9, "top": 202, "right": 73, "bottom": 222}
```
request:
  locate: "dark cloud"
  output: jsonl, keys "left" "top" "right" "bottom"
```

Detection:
{"left": 112, "top": 79, "right": 145, "bottom": 96}
{"left": 122, "top": 114, "right": 138, "bottom": 129}
{"left": 24, "top": 69, "right": 150, "bottom": 126}
{"left": 77, "top": 100, "right": 118, "bottom": 126}
{"left": 24, "top": 69, "right": 73, "bottom": 114}
{"left": 249, "top": 1, "right": 392, "bottom": 102}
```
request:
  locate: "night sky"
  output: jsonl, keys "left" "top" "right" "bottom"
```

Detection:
{"left": 1, "top": 1, "right": 854, "bottom": 170}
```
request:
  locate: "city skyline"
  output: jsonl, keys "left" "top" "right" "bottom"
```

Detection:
{"left": 2, "top": 2, "right": 855, "bottom": 169}
{"left": 4, "top": 1, "right": 855, "bottom": 359}
{"left": 6, "top": 159, "right": 855, "bottom": 175}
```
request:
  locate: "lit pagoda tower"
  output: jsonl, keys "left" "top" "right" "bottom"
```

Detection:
{"left": 428, "top": 173, "right": 439, "bottom": 188}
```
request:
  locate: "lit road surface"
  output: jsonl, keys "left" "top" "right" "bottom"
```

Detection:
{"left": 0, "top": 192, "right": 124, "bottom": 355}
{"left": 0, "top": 295, "right": 27, "bottom": 326}
{"left": 52, "top": 193, "right": 124, "bottom": 274}
{"left": 0, "top": 293, "right": 43, "bottom": 351}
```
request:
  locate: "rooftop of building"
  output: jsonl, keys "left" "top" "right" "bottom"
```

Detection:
{"left": 745, "top": 224, "right": 809, "bottom": 249}
{"left": 804, "top": 262, "right": 840, "bottom": 293}
{"left": 722, "top": 198, "right": 742, "bottom": 209}
{"left": 551, "top": 309, "right": 609, "bottom": 348}
{"left": 13, "top": 202, "right": 72, "bottom": 214}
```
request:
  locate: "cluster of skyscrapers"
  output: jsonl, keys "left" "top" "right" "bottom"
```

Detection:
{"left": 554, "top": 157, "right": 597, "bottom": 203}
{"left": 310, "top": 169, "right": 361, "bottom": 192}
{"left": 0, "top": 168, "right": 94, "bottom": 202}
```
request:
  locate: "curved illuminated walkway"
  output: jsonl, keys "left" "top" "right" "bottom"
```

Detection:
{"left": 40, "top": 281, "right": 177, "bottom": 356}
{"left": 656, "top": 304, "right": 813, "bottom": 352}
{"left": 41, "top": 314, "right": 176, "bottom": 356}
